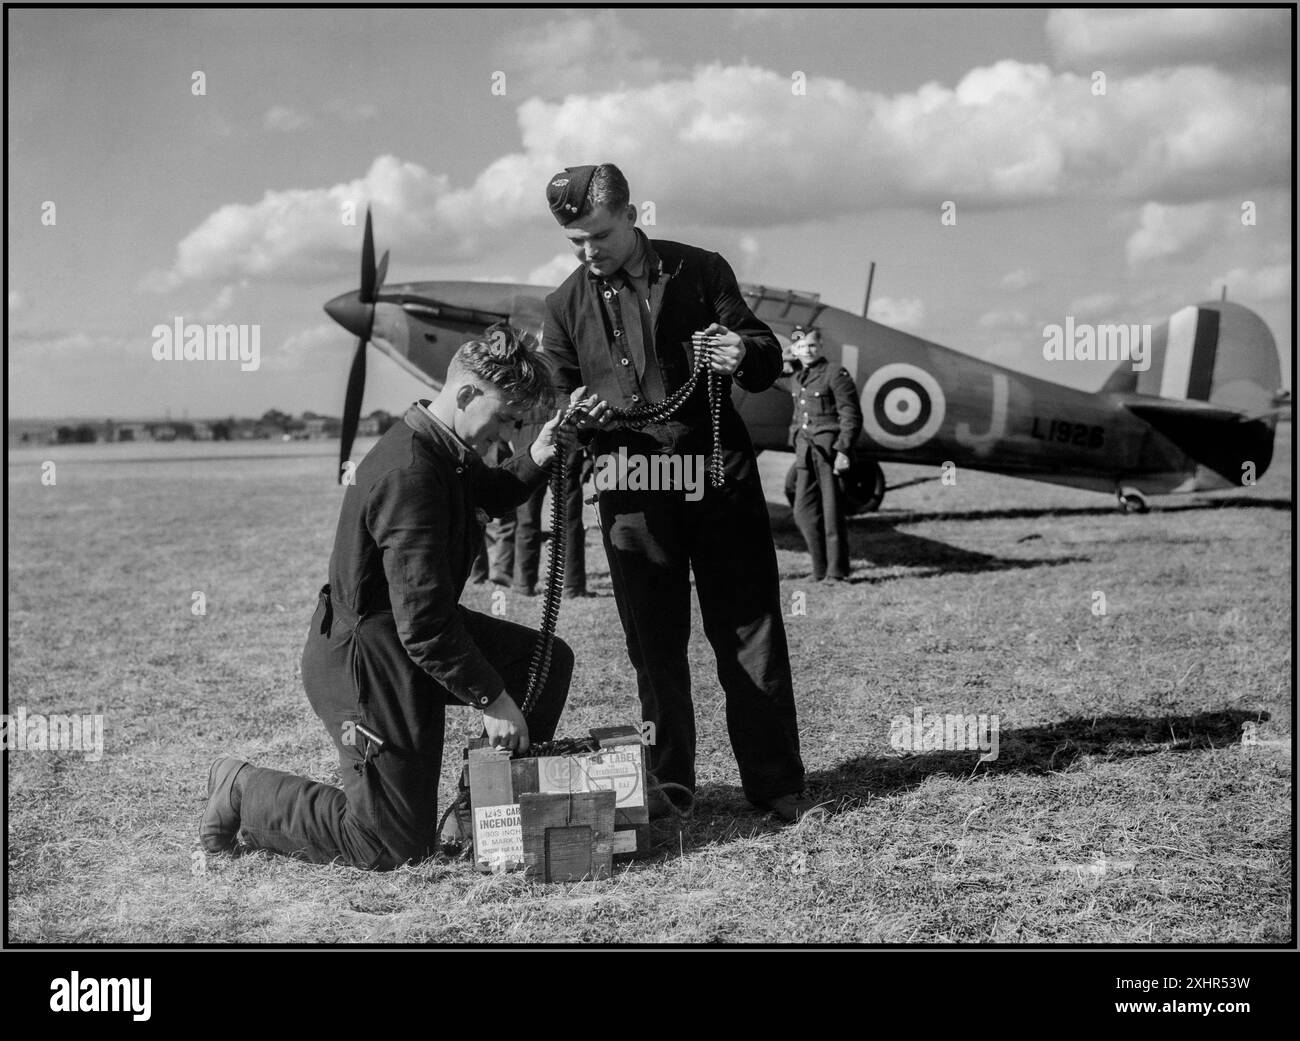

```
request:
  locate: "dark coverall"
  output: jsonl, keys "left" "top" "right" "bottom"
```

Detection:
{"left": 542, "top": 229, "right": 805, "bottom": 804}
{"left": 236, "top": 402, "right": 573, "bottom": 870}
{"left": 789, "top": 356, "right": 864, "bottom": 580}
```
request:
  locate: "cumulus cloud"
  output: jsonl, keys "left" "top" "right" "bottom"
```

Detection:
{"left": 1046, "top": 9, "right": 1290, "bottom": 74}
{"left": 263, "top": 323, "right": 351, "bottom": 372}
{"left": 1125, "top": 201, "right": 1218, "bottom": 267}
{"left": 263, "top": 106, "right": 312, "bottom": 132}
{"left": 526, "top": 253, "right": 580, "bottom": 286}
{"left": 868, "top": 297, "right": 925, "bottom": 330}
{"left": 495, "top": 11, "right": 666, "bottom": 98}
{"left": 1212, "top": 263, "right": 1292, "bottom": 302}
{"left": 195, "top": 285, "right": 235, "bottom": 321}
{"left": 149, "top": 59, "right": 1289, "bottom": 289}
{"left": 999, "top": 268, "right": 1038, "bottom": 291}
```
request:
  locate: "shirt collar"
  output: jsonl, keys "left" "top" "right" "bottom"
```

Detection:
{"left": 586, "top": 228, "right": 661, "bottom": 287}
{"left": 404, "top": 400, "right": 473, "bottom": 467}
{"left": 623, "top": 232, "right": 648, "bottom": 280}
{"left": 797, "top": 356, "right": 829, "bottom": 378}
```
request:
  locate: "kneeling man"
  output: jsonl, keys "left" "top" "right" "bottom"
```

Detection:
{"left": 200, "top": 325, "right": 572, "bottom": 870}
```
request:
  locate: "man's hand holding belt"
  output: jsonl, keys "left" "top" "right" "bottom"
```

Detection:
{"left": 694, "top": 323, "right": 747, "bottom": 375}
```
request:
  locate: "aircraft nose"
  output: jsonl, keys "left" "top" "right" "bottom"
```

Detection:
{"left": 324, "top": 291, "right": 373, "bottom": 339}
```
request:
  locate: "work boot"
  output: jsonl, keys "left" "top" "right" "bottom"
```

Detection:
{"left": 200, "top": 755, "right": 248, "bottom": 853}
{"left": 755, "top": 792, "right": 824, "bottom": 823}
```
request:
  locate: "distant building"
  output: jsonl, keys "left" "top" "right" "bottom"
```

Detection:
{"left": 302, "top": 415, "right": 343, "bottom": 439}
{"left": 116, "top": 423, "right": 150, "bottom": 442}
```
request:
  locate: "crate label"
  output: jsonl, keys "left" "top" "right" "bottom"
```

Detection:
{"left": 474, "top": 802, "right": 522, "bottom": 868}
{"left": 537, "top": 745, "right": 644, "bottom": 809}
{"left": 611, "top": 829, "right": 639, "bottom": 854}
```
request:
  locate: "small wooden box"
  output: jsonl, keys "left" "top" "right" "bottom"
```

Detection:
{"left": 519, "top": 791, "right": 616, "bottom": 882}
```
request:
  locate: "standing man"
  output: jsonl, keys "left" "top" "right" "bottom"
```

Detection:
{"left": 200, "top": 326, "right": 576, "bottom": 870}
{"left": 540, "top": 163, "right": 812, "bottom": 822}
{"left": 788, "top": 326, "right": 863, "bottom": 581}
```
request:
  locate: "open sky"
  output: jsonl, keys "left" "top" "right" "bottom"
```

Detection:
{"left": 7, "top": 7, "right": 1292, "bottom": 419}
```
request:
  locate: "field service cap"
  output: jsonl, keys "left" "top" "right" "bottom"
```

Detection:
{"left": 790, "top": 325, "right": 821, "bottom": 349}
{"left": 547, "top": 166, "right": 597, "bottom": 224}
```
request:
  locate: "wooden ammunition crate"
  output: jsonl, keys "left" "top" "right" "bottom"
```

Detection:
{"left": 466, "top": 724, "right": 650, "bottom": 875}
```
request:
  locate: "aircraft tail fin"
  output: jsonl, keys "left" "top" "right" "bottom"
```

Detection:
{"left": 1138, "top": 300, "right": 1283, "bottom": 415}
{"left": 1099, "top": 363, "right": 1138, "bottom": 395}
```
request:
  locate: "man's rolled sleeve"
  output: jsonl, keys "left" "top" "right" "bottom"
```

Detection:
{"left": 367, "top": 468, "right": 504, "bottom": 709}
{"left": 705, "top": 251, "right": 781, "bottom": 392}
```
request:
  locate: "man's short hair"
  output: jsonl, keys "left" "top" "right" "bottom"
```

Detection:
{"left": 584, "top": 163, "right": 630, "bottom": 218}
{"left": 451, "top": 322, "right": 555, "bottom": 409}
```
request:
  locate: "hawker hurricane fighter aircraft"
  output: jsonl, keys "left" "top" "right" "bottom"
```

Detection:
{"left": 325, "top": 212, "right": 1285, "bottom": 513}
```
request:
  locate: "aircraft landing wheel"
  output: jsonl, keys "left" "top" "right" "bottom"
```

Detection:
{"left": 784, "top": 458, "right": 886, "bottom": 515}
{"left": 1117, "top": 488, "right": 1149, "bottom": 513}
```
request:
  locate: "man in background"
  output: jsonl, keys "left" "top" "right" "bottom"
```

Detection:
{"left": 788, "top": 325, "right": 863, "bottom": 581}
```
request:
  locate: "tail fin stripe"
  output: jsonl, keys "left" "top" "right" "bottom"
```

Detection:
{"left": 1159, "top": 306, "right": 1198, "bottom": 400}
{"left": 1186, "top": 307, "right": 1219, "bottom": 401}
{"left": 1159, "top": 305, "right": 1219, "bottom": 402}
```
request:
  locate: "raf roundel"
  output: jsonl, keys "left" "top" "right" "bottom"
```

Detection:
{"left": 861, "top": 362, "right": 946, "bottom": 450}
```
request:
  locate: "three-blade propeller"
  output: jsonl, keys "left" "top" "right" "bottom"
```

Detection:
{"left": 334, "top": 208, "right": 388, "bottom": 483}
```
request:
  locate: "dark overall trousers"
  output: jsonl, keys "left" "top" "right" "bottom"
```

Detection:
{"left": 236, "top": 586, "right": 572, "bottom": 870}
{"left": 596, "top": 425, "right": 804, "bottom": 805}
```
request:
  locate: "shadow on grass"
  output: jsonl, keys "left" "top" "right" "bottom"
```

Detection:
{"left": 872, "top": 496, "right": 1292, "bottom": 525}
{"left": 805, "top": 708, "right": 1269, "bottom": 809}
{"left": 767, "top": 496, "right": 1292, "bottom": 530}
{"left": 645, "top": 709, "right": 1271, "bottom": 860}
{"left": 769, "top": 513, "right": 1089, "bottom": 578}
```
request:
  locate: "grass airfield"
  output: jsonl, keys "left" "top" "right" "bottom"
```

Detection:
{"left": 6, "top": 423, "right": 1291, "bottom": 943}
